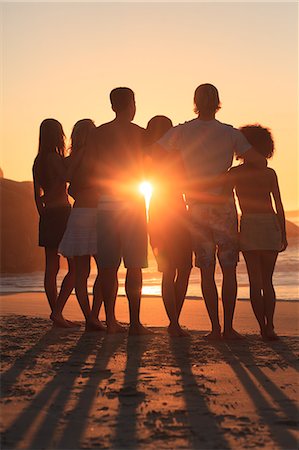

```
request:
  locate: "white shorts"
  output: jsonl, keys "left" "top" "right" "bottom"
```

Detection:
{"left": 59, "top": 208, "right": 97, "bottom": 257}
{"left": 240, "top": 213, "right": 282, "bottom": 252}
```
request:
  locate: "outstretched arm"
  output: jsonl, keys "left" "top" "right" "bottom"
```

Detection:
{"left": 271, "top": 170, "right": 288, "bottom": 251}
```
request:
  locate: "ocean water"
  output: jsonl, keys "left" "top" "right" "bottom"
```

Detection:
{"left": 1, "top": 238, "right": 298, "bottom": 302}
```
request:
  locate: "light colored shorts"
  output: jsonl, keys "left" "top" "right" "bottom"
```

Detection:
{"left": 189, "top": 201, "right": 239, "bottom": 269}
{"left": 97, "top": 200, "right": 148, "bottom": 269}
{"left": 58, "top": 208, "right": 97, "bottom": 257}
{"left": 240, "top": 213, "right": 282, "bottom": 251}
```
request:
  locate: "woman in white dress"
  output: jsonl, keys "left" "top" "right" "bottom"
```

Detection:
{"left": 55, "top": 119, "right": 105, "bottom": 330}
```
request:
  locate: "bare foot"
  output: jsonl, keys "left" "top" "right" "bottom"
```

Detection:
{"left": 265, "top": 329, "right": 280, "bottom": 341}
{"left": 167, "top": 324, "right": 190, "bottom": 337}
{"left": 66, "top": 320, "right": 80, "bottom": 328}
{"left": 50, "top": 313, "right": 73, "bottom": 329}
{"left": 129, "top": 324, "right": 153, "bottom": 336}
{"left": 203, "top": 330, "right": 222, "bottom": 341}
{"left": 222, "top": 329, "right": 244, "bottom": 340}
{"left": 85, "top": 320, "right": 107, "bottom": 332}
{"left": 106, "top": 321, "right": 127, "bottom": 334}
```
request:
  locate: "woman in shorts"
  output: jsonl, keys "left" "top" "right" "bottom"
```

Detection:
{"left": 227, "top": 124, "right": 287, "bottom": 340}
{"left": 33, "top": 118, "right": 75, "bottom": 327}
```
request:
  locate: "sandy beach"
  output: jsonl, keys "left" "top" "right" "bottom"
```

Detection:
{"left": 1, "top": 293, "right": 298, "bottom": 449}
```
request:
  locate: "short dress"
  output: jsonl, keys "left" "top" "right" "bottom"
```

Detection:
{"left": 58, "top": 208, "right": 97, "bottom": 257}
{"left": 240, "top": 213, "right": 282, "bottom": 251}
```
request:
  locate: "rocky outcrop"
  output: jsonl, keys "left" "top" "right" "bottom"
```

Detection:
{"left": 0, "top": 178, "right": 44, "bottom": 273}
{"left": 286, "top": 219, "right": 299, "bottom": 238}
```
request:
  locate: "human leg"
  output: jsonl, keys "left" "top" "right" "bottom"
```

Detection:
{"left": 73, "top": 255, "right": 91, "bottom": 322}
{"left": 126, "top": 268, "right": 151, "bottom": 335}
{"left": 51, "top": 257, "right": 76, "bottom": 327}
{"left": 221, "top": 265, "right": 242, "bottom": 339}
{"left": 44, "top": 248, "right": 60, "bottom": 314}
{"left": 175, "top": 267, "right": 191, "bottom": 317}
{"left": 200, "top": 264, "right": 221, "bottom": 339}
{"left": 243, "top": 251, "right": 266, "bottom": 337}
{"left": 122, "top": 204, "right": 150, "bottom": 335}
{"left": 189, "top": 203, "right": 221, "bottom": 339}
{"left": 161, "top": 268, "right": 188, "bottom": 336}
{"left": 99, "top": 267, "right": 125, "bottom": 333}
{"left": 261, "top": 251, "right": 279, "bottom": 339}
{"left": 86, "top": 257, "right": 106, "bottom": 331}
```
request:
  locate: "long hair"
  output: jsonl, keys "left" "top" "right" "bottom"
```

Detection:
{"left": 69, "top": 119, "right": 95, "bottom": 155}
{"left": 38, "top": 118, "right": 65, "bottom": 157}
{"left": 36, "top": 118, "right": 65, "bottom": 188}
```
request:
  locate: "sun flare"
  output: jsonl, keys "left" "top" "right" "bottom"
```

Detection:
{"left": 139, "top": 181, "right": 153, "bottom": 210}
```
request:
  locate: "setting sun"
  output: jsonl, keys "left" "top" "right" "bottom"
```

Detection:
{"left": 139, "top": 181, "right": 153, "bottom": 210}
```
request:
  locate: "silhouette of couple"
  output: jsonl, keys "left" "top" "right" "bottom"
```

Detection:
{"left": 33, "top": 84, "right": 287, "bottom": 340}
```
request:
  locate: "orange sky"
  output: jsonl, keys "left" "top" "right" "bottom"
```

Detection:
{"left": 1, "top": 2, "right": 298, "bottom": 210}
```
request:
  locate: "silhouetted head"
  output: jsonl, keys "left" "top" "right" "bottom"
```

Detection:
{"left": 70, "top": 119, "right": 96, "bottom": 154}
{"left": 194, "top": 84, "right": 221, "bottom": 116}
{"left": 240, "top": 124, "right": 274, "bottom": 159}
{"left": 38, "top": 118, "right": 65, "bottom": 157}
{"left": 146, "top": 115, "right": 173, "bottom": 144}
{"left": 110, "top": 87, "right": 136, "bottom": 120}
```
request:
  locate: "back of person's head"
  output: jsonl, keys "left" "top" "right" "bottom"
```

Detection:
{"left": 194, "top": 83, "right": 221, "bottom": 116}
{"left": 38, "top": 118, "right": 65, "bottom": 157}
{"left": 70, "top": 119, "right": 96, "bottom": 154}
{"left": 146, "top": 115, "right": 173, "bottom": 144}
{"left": 240, "top": 124, "right": 274, "bottom": 159}
{"left": 110, "top": 87, "right": 135, "bottom": 113}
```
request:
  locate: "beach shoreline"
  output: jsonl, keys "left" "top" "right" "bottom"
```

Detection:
{"left": 1, "top": 292, "right": 298, "bottom": 336}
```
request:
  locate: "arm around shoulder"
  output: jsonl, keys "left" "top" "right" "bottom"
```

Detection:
{"left": 240, "top": 147, "right": 267, "bottom": 168}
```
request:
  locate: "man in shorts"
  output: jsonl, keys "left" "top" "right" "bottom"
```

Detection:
{"left": 158, "top": 83, "right": 266, "bottom": 340}
{"left": 89, "top": 87, "right": 150, "bottom": 335}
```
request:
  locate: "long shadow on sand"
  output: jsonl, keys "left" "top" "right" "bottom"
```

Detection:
{"left": 111, "top": 334, "right": 154, "bottom": 449}
{"left": 170, "top": 336, "right": 230, "bottom": 449}
{"left": 266, "top": 337, "right": 299, "bottom": 372}
{"left": 218, "top": 337, "right": 299, "bottom": 449}
{"left": 3, "top": 329, "right": 123, "bottom": 449}
{"left": 55, "top": 332, "right": 126, "bottom": 449}
{"left": 1, "top": 327, "right": 55, "bottom": 395}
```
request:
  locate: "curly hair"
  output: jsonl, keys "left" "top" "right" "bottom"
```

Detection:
{"left": 239, "top": 124, "right": 274, "bottom": 159}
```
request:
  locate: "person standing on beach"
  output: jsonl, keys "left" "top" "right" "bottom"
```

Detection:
{"left": 147, "top": 115, "right": 192, "bottom": 336}
{"left": 57, "top": 119, "right": 108, "bottom": 332}
{"left": 158, "top": 84, "right": 266, "bottom": 340}
{"left": 32, "top": 118, "right": 76, "bottom": 327}
{"left": 227, "top": 124, "right": 287, "bottom": 340}
{"left": 88, "top": 87, "right": 150, "bottom": 335}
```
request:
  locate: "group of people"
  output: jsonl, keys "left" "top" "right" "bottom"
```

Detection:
{"left": 32, "top": 84, "right": 287, "bottom": 340}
